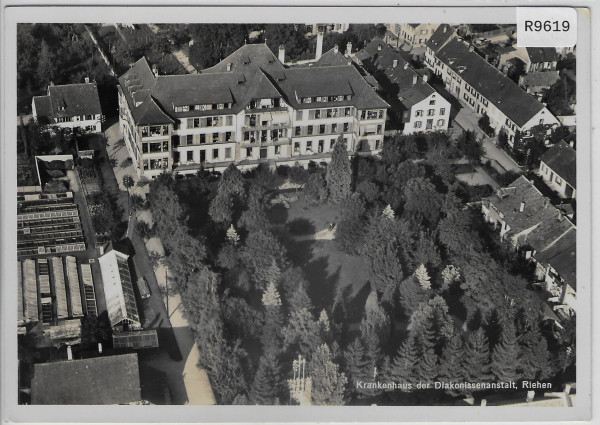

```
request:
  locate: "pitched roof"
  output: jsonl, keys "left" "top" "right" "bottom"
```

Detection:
{"left": 539, "top": 141, "right": 576, "bottom": 188}
{"left": 313, "top": 47, "right": 351, "bottom": 67}
{"left": 526, "top": 47, "right": 558, "bottom": 63}
{"left": 426, "top": 24, "right": 455, "bottom": 53}
{"left": 31, "top": 354, "right": 141, "bottom": 405}
{"left": 436, "top": 39, "right": 551, "bottom": 127}
{"left": 521, "top": 70, "right": 560, "bottom": 88}
{"left": 202, "top": 43, "right": 285, "bottom": 80}
{"left": 534, "top": 227, "right": 576, "bottom": 288}
{"left": 483, "top": 176, "right": 576, "bottom": 286}
{"left": 35, "top": 83, "right": 102, "bottom": 122}
{"left": 32, "top": 95, "right": 52, "bottom": 124}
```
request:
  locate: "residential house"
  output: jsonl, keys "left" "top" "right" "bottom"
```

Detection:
{"left": 426, "top": 37, "right": 560, "bottom": 147}
{"left": 519, "top": 71, "right": 560, "bottom": 97}
{"left": 538, "top": 141, "right": 576, "bottom": 200}
{"left": 424, "top": 24, "right": 456, "bottom": 69}
{"left": 387, "top": 23, "right": 439, "bottom": 48}
{"left": 498, "top": 46, "right": 559, "bottom": 74}
{"left": 306, "top": 23, "right": 349, "bottom": 35}
{"left": 481, "top": 176, "right": 576, "bottom": 315}
{"left": 356, "top": 39, "right": 451, "bottom": 134}
{"left": 32, "top": 81, "right": 102, "bottom": 133}
{"left": 118, "top": 43, "right": 389, "bottom": 177}
{"left": 31, "top": 353, "right": 142, "bottom": 405}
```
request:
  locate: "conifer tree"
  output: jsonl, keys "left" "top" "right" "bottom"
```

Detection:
{"left": 261, "top": 280, "right": 283, "bottom": 353}
{"left": 491, "top": 318, "right": 521, "bottom": 382}
{"left": 226, "top": 224, "right": 240, "bottom": 245}
{"left": 438, "top": 331, "right": 467, "bottom": 389}
{"left": 288, "top": 281, "right": 314, "bottom": 313}
{"left": 414, "top": 264, "right": 431, "bottom": 290}
{"left": 519, "top": 323, "right": 551, "bottom": 381}
{"left": 382, "top": 204, "right": 395, "bottom": 220}
{"left": 416, "top": 346, "right": 439, "bottom": 385}
{"left": 464, "top": 328, "right": 492, "bottom": 383}
{"left": 36, "top": 40, "right": 55, "bottom": 86}
{"left": 249, "top": 353, "right": 282, "bottom": 405}
{"left": 309, "top": 343, "right": 348, "bottom": 405}
{"left": 326, "top": 136, "right": 352, "bottom": 203}
{"left": 369, "top": 240, "right": 403, "bottom": 294}
{"left": 343, "top": 338, "right": 369, "bottom": 389}
{"left": 389, "top": 336, "right": 419, "bottom": 390}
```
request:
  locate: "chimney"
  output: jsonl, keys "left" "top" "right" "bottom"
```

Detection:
{"left": 377, "top": 44, "right": 382, "bottom": 51}
{"left": 412, "top": 74, "right": 418, "bottom": 85}
{"left": 519, "top": 201, "right": 525, "bottom": 212}
{"left": 544, "top": 197, "right": 550, "bottom": 208}
{"left": 84, "top": 77, "right": 90, "bottom": 84}
{"left": 333, "top": 44, "right": 339, "bottom": 53}
{"left": 152, "top": 64, "right": 159, "bottom": 77}
{"left": 278, "top": 45, "right": 285, "bottom": 63}
{"left": 346, "top": 42, "right": 352, "bottom": 57}
{"left": 469, "top": 45, "right": 475, "bottom": 52}
{"left": 67, "top": 345, "right": 73, "bottom": 360}
{"left": 392, "top": 59, "right": 398, "bottom": 68}
{"left": 226, "top": 62, "right": 232, "bottom": 71}
{"left": 443, "top": 26, "right": 447, "bottom": 33}
{"left": 315, "top": 32, "right": 324, "bottom": 60}
{"left": 404, "top": 62, "right": 409, "bottom": 70}
{"left": 98, "top": 342, "right": 103, "bottom": 354}
{"left": 422, "top": 74, "right": 429, "bottom": 83}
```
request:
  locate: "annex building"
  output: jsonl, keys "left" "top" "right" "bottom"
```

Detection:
{"left": 32, "top": 81, "right": 103, "bottom": 133}
{"left": 117, "top": 43, "right": 389, "bottom": 177}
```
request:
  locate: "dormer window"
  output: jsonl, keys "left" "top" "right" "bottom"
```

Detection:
{"left": 217, "top": 103, "right": 224, "bottom": 110}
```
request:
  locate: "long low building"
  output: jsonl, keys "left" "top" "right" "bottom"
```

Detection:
{"left": 118, "top": 42, "right": 390, "bottom": 177}
{"left": 425, "top": 26, "right": 560, "bottom": 147}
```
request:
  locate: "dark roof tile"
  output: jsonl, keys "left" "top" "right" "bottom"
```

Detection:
{"left": 539, "top": 141, "right": 576, "bottom": 188}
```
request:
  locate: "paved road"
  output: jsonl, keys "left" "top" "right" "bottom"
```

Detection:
{"left": 453, "top": 106, "right": 523, "bottom": 173}
{"left": 104, "top": 122, "right": 215, "bottom": 405}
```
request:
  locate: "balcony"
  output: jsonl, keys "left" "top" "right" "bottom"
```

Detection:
{"left": 240, "top": 137, "right": 291, "bottom": 148}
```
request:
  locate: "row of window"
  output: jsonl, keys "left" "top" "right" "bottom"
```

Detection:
{"left": 182, "top": 132, "right": 234, "bottom": 145}
{"left": 143, "top": 158, "right": 168, "bottom": 170}
{"left": 300, "top": 95, "right": 352, "bottom": 104}
{"left": 186, "top": 115, "right": 234, "bottom": 129}
{"left": 298, "top": 107, "right": 354, "bottom": 120}
{"left": 243, "top": 128, "right": 288, "bottom": 142}
{"left": 415, "top": 108, "right": 446, "bottom": 117}
{"left": 141, "top": 125, "right": 169, "bottom": 137}
{"left": 246, "top": 98, "right": 284, "bottom": 110}
{"left": 142, "top": 141, "right": 169, "bottom": 154}
{"left": 174, "top": 103, "right": 233, "bottom": 113}
{"left": 294, "top": 122, "right": 351, "bottom": 137}
{"left": 463, "top": 83, "right": 489, "bottom": 107}
{"left": 55, "top": 115, "right": 95, "bottom": 123}
{"left": 414, "top": 119, "right": 445, "bottom": 129}
{"left": 186, "top": 147, "right": 233, "bottom": 163}
{"left": 293, "top": 138, "right": 343, "bottom": 154}
{"left": 540, "top": 164, "right": 564, "bottom": 185}
{"left": 360, "top": 110, "right": 386, "bottom": 120}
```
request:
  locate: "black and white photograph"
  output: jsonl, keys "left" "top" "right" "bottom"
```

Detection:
{"left": 1, "top": 3, "right": 594, "bottom": 423}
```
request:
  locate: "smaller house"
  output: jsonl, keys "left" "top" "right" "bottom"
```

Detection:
{"left": 519, "top": 71, "right": 560, "bottom": 97}
{"left": 32, "top": 81, "right": 103, "bottom": 133}
{"left": 481, "top": 176, "right": 576, "bottom": 315}
{"left": 31, "top": 353, "right": 142, "bottom": 405}
{"left": 387, "top": 23, "right": 439, "bottom": 48}
{"left": 538, "top": 141, "right": 576, "bottom": 199}
{"left": 498, "top": 47, "right": 558, "bottom": 74}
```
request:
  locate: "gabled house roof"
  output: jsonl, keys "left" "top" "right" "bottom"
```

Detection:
{"left": 526, "top": 47, "right": 558, "bottom": 63}
{"left": 520, "top": 70, "right": 560, "bottom": 88}
{"left": 31, "top": 354, "right": 142, "bottom": 405}
{"left": 482, "top": 176, "right": 576, "bottom": 287}
{"left": 426, "top": 24, "right": 455, "bottom": 53}
{"left": 539, "top": 141, "right": 576, "bottom": 188}
{"left": 313, "top": 47, "right": 352, "bottom": 67}
{"left": 436, "top": 39, "right": 552, "bottom": 127}
{"left": 118, "top": 43, "right": 389, "bottom": 124}
{"left": 33, "top": 83, "right": 102, "bottom": 123}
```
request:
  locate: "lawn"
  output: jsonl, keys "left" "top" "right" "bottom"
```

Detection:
{"left": 272, "top": 197, "right": 371, "bottom": 316}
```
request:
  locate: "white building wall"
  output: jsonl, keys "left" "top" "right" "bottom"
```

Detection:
{"left": 403, "top": 93, "right": 450, "bottom": 135}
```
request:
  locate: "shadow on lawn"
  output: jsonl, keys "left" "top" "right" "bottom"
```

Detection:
{"left": 304, "top": 257, "right": 341, "bottom": 312}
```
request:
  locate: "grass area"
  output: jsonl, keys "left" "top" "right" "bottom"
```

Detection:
{"left": 273, "top": 197, "right": 370, "bottom": 314}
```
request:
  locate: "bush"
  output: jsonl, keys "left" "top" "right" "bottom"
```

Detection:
{"left": 289, "top": 165, "right": 308, "bottom": 184}
{"left": 44, "top": 180, "right": 68, "bottom": 193}
{"left": 136, "top": 220, "right": 154, "bottom": 239}
{"left": 286, "top": 218, "right": 316, "bottom": 236}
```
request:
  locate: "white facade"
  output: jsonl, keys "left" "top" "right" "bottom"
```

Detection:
{"left": 403, "top": 92, "right": 451, "bottom": 135}
{"left": 539, "top": 161, "right": 576, "bottom": 200}
{"left": 390, "top": 24, "right": 439, "bottom": 48}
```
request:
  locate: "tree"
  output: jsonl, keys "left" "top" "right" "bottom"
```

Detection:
{"left": 368, "top": 239, "right": 403, "bottom": 294}
{"left": 335, "top": 195, "right": 368, "bottom": 255}
{"left": 398, "top": 275, "right": 431, "bottom": 318}
{"left": 413, "top": 264, "right": 431, "bottom": 290}
{"left": 249, "top": 353, "right": 283, "bottom": 405}
{"left": 343, "top": 338, "right": 369, "bottom": 390}
{"left": 238, "top": 185, "right": 269, "bottom": 232}
{"left": 360, "top": 291, "right": 390, "bottom": 352}
{"left": 382, "top": 204, "right": 395, "bottom": 220}
{"left": 438, "top": 331, "right": 467, "bottom": 392}
{"left": 209, "top": 163, "right": 246, "bottom": 225}
{"left": 130, "top": 193, "right": 147, "bottom": 215}
{"left": 135, "top": 219, "right": 154, "bottom": 240}
{"left": 519, "top": 322, "right": 551, "bottom": 381}
{"left": 282, "top": 308, "right": 322, "bottom": 356}
{"left": 304, "top": 170, "right": 328, "bottom": 205}
{"left": 326, "top": 136, "right": 352, "bottom": 203}
{"left": 261, "top": 281, "right": 284, "bottom": 353}
{"left": 440, "top": 264, "right": 461, "bottom": 292}
{"left": 239, "top": 230, "right": 288, "bottom": 290}
{"left": 226, "top": 224, "right": 240, "bottom": 245}
{"left": 411, "top": 230, "right": 442, "bottom": 271}
{"left": 478, "top": 113, "right": 494, "bottom": 137}
{"left": 491, "top": 317, "right": 521, "bottom": 382}
{"left": 402, "top": 177, "right": 444, "bottom": 227}
{"left": 464, "top": 328, "right": 492, "bottom": 383}
{"left": 36, "top": 40, "right": 55, "bottom": 86}
{"left": 309, "top": 344, "right": 348, "bottom": 406}
{"left": 388, "top": 336, "right": 419, "bottom": 390}
{"left": 407, "top": 296, "right": 455, "bottom": 351}
{"left": 287, "top": 281, "right": 314, "bottom": 313}
{"left": 456, "top": 130, "right": 485, "bottom": 163}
